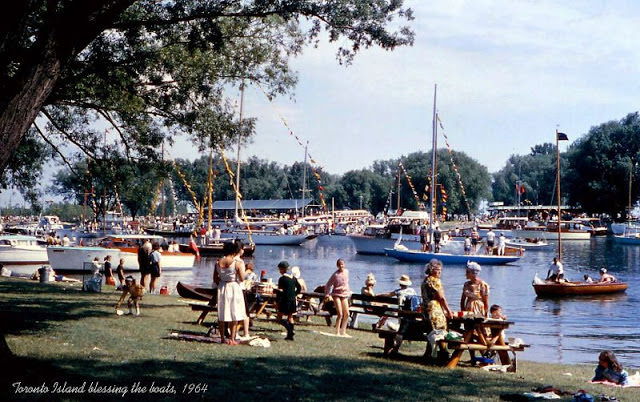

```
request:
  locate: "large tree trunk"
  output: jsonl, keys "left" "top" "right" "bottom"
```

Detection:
{"left": 0, "top": 0, "right": 135, "bottom": 173}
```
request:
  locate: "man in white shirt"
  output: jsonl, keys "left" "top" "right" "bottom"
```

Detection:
{"left": 547, "top": 257, "right": 564, "bottom": 282}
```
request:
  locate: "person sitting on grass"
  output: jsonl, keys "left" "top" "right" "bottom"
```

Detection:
{"left": 592, "top": 350, "right": 629, "bottom": 385}
{"left": 274, "top": 260, "right": 301, "bottom": 341}
{"left": 115, "top": 275, "right": 145, "bottom": 316}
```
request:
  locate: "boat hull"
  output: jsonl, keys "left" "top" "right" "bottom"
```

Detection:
{"left": 504, "top": 238, "right": 550, "bottom": 250}
{"left": 47, "top": 246, "right": 195, "bottom": 272}
{"left": 384, "top": 248, "right": 521, "bottom": 265}
{"left": 176, "top": 282, "right": 216, "bottom": 301}
{"left": 533, "top": 281, "right": 628, "bottom": 296}
{"left": 224, "top": 231, "right": 316, "bottom": 246}
{"left": 0, "top": 246, "right": 49, "bottom": 265}
{"left": 512, "top": 229, "right": 591, "bottom": 240}
{"left": 348, "top": 235, "right": 421, "bottom": 255}
{"left": 613, "top": 235, "right": 640, "bottom": 245}
{"left": 178, "top": 242, "right": 256, "bottom": 257}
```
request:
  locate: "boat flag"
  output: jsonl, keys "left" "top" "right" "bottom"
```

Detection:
{"left": 189, "top": 236, "right": 201, "bottom": 262}
{"left": 557, "top": 132, "right": 568, "bottom": 141}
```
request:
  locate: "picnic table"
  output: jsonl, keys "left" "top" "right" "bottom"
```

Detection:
{"left": 376, "top": 312, "right": 529, "bottom": 370}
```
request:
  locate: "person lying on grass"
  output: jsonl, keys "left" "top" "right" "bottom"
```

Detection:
{"left": 592, "top": 350, "right": 629, "bottom": 385}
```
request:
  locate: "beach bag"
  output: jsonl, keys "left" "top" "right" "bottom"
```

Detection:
{"left": 403, "top": 295, "right": 422, "bottom": 311}
{"left": 572, "top": 392, "right": 594, "bottom": 402}
{"left": 83, "top": 275, "right": 102, "bottom": 293}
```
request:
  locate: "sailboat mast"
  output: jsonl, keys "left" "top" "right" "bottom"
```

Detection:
{"left": 430, "top": 84, "right": 438, "bottom": 241}
{"left": 302, "top": 141, "right": 308, "bottom": 218}
{"left": 234, "top": 83, "right": 245, "bottom": 221}
{"left": 628, "top": 159, "right": 633, "bottom": 224}
{"left": 556, "top": 129, "right": 562, "bottom": 261}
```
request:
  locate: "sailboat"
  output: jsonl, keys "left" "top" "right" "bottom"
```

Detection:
{"left": 220, "top": 84, "right": 316, "bottom": 246}
{"left": 532, "top": 131, "right": 627, "bottom": 296}
{"left": 384, "top": 85, "right": 522, "bottom": 265}
{"left": 613, "top": 160, "right": 640, "bottom": 244}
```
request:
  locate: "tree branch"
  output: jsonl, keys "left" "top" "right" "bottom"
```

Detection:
{"left": 32, "top": 121, "right": 81, "bottom": 178}
{"left": 41, "top": 108, "right": 99, "bottom": 161}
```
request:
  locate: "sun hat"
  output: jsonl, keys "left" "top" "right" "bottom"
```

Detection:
{"left": 466, "top": 261, "right": 482, "bottom": 274}
{"left": 291, "top": 266, "right": 301, "bottom": 278}
{"left": 277, "top": 260, "right": 290, "bottom": 270}
{"left": 398, "top": 274, "right": 412, "bottom": 286}
{"left": 600, "top": 267, "right": 607, "bottom": 273}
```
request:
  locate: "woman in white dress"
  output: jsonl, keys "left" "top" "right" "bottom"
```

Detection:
{"left": 214, "top": 240, "right": 247, "bottom": 345}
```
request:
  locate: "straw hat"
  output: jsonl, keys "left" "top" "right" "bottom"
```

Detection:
{"left": 398, "top": 274, "right": 412, "bottom": 286}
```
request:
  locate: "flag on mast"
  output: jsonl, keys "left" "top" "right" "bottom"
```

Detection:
{"left": 557, "top": 132, "right": 568, "bottom": 141}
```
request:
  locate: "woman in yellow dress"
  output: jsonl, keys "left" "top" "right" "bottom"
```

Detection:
{"left": 421, "top": 259, "right": 453, "bottom": 361}
{"left": 460, "top": 261, "right": 489, "bottom": 317}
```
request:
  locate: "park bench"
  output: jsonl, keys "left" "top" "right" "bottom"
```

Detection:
{"left": 348, "top": 293, "right": 403, "bottom": 329}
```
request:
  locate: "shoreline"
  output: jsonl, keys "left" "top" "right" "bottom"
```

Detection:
{"left": 1, "top": 277, "right": 636, "bottom": 401}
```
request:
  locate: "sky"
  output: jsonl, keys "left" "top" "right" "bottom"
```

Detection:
{"left": 166, "top": 0, "right": 639, "bottom": 176}
{"left": 2, "top": 0, "right": 640, "bottom": 206}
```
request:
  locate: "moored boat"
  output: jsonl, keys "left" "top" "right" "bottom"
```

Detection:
{"left": 384, "top": 246, "right": 522, "bottom": 265}
{"left": 504, "top": 237, "right": 550, "bottom": 250}
{"left": 47, "top": 234, "right": 195, "bottom": 272}
{"left": 178, "top": 239, "right": 256, "bottom": 257}
{"left": 176, "top": 282, "right": 215, "bottom": 301}
{"left": 0, "top": 235, "right": 49, "bottom": 265}
{"left": 532, "top": 280, "right": 628, "bottom": 296}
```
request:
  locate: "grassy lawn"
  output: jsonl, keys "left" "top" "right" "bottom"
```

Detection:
{"left": 0, "top": 277, "right": 633, "bottom": 401}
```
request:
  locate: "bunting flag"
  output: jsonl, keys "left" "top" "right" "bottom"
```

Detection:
{"left": 440, "top": 185, "right": 448, "bottom": 219}
{"left": 114, "top": 186, "right": 124, "bottom": 217}
{"left": 398, "top": 162, "right": 424, "bottom": 208}
{"left": 89, "top": 184, "right": 98, "bottom": 218}
{"left": 257, "top": 83, "right": 327, "bottom": 212}
{"left": 167, "top": 177, "right": 178, "bottom": 217}
{"left": 167, "top": 152, "right": 202, "bottom": 233}
{"left": 437, "top": 114, "right": 473, "bottom": 215}
{"left": 218, "top": 145, "right": 255, "bottom": 244}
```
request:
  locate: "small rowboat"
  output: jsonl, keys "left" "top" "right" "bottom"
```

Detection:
{"left": 176, "top": 282, "right": 215, "bottom": 301}
{"left": 505, "top": 237, "right": 550, "bottom": 250}
{"left": 532, "top": 281, "right": 628, "bottom": 296}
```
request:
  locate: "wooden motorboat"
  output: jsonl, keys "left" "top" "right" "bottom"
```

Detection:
{"left": 176, "top": 282, "right": 215, "bottom": 301}
{"left": 532, "top": 280, "right": 628, "bottom": 296}
{"left": 178, "top": 240, "right": 255, "bottom": 257}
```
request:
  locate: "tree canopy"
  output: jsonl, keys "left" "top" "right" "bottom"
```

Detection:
{"left": 0, "top": 0, "right": 414, "bottom": 202}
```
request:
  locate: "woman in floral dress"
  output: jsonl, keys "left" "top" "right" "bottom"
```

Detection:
{"left": 460, "top": 261, "right": 489, "bottom": 317}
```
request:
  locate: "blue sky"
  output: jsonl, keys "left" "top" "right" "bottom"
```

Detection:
{"left": 2, "top": 0, "right": 640, "bottom": 206}
{"left": 168, "top": 0, "right": 639, "bottom": 176}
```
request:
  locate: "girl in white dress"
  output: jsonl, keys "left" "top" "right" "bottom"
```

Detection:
{"left": 215, "top": 241, "right": 247, "bottom": 345}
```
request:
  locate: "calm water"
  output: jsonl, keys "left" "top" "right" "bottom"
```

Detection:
{"left": 10, "top": 235, "right": 640, "bottom": 368}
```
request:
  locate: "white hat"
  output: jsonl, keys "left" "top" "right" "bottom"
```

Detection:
{"left": 291, "top": 266, "right": 301, "bottom": 278}
{"left": 466, "top": 261, "right": 481, "bottom": 274}
{"left": 398, "top": 274, "right": 412, "bottom": 286}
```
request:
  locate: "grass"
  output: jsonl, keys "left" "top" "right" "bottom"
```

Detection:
{"left": 0, "top": 277, "right": 634, "bottom": 401}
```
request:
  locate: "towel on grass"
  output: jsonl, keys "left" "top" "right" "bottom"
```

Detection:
{"left": 591, "top": 371, "right": 640, "bottom": 388}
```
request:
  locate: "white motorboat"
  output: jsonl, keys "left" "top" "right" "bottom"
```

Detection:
{"left": 512, "top": 220, "right": 591, "bottom": 240}
{"left": 47, "top": 234, "right": 195, "bottom": 272}
{"left": 223, "top": 229, "right": 317, "bottom": 246}
{"left": 504, "top": 237, "right": 550, "bottom": 250}
{"left": 0, "top": 235, "right": 49, "bottom": 265}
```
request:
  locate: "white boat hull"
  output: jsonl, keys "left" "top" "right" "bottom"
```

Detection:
{"left": 0, "top": 246, "right": 49, "bottom": 265}
{"left": 47, "top": 246, "right": 114, "bottom": 271}
{"left": 613, "top": 234, "right": 640, "bottom": 245}
{"left": 224, "top": 231, "right": 316, "bottom": 246}
{"left": 512, "top": 229, "right": 591, "bottom": 240}
{"left": 47, "top": 246, "right": 195, "bottom": 272}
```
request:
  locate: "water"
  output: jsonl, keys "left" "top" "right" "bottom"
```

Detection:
{"left": 8, "top": 235, "right": 640, "bottom": 368}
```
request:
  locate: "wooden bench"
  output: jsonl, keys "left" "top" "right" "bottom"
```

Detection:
{"left": 348, "top": 294, "right": 402, "bottom": 329}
